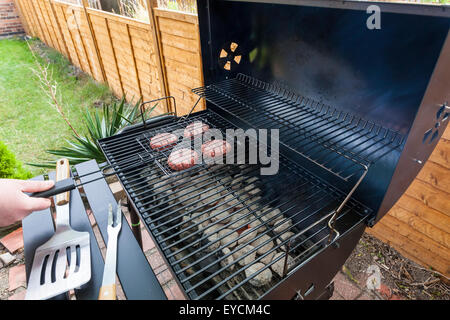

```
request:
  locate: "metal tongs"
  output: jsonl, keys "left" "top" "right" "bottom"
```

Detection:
{"left": 98, "top": 201, "right": 122, "bottom": 300}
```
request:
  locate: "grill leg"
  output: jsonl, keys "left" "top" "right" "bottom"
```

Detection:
{"left": 127, "top": 199, "right": 143, "bottom": 249}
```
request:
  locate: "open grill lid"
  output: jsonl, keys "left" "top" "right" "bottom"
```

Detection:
{"left": 196, "top": 0, "right": 450, "bottom": 223}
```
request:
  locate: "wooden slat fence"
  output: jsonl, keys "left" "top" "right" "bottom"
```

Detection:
{"left": 14, "top": 0, "right": 204, "bottom": 115}
{"left": 368, "top": 126, "right": 450, "bottom": 278}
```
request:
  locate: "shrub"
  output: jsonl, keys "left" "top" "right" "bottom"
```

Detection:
{"left": 0, "top": 142, "right": 32, "bottom": 180}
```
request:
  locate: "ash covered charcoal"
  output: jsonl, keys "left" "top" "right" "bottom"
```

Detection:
{"left": 206, "top": 164, "right": 227, "bottom": 173}
{"left": 202, "top": 223, "right": 224, "bottom": 236}
{"left": 219, "top": 247, "right": 235, "bottom": 271}
{"left": 259, "top": 250, "right": 276, "bottom": 265}
{"left": 251, "top": 234, "right": 274, "bottom": 255}
{"left": 276, "top": 232, "right": 295, "bottom": 251}
{"left": 218, "top": 228, "right": 239, "bottom": 248}
{"left": 230, "top": 176, "right": 245, "bottom": 190}
{"left": 245, "top": 262, "right": 273, "bottom": 287}
{"left": 271, "top": 252, "right": 294, "bottom": 277}
{"left": 228, "top": 213, "right": 251, "bottom": 230}
{"left": 246, "top": 176, "right": 259, "bottom": 184}
{"left": 237, "top": 227, "right": 258, "bottom": 245}
{"left": 259, "top": 207, "right": 283, "bottom": 225}
{"left": 176, "top": 185, "right": 200, "bottom": 205}
{"left": 202, "top": 233, "right": 221, "bottom": 252}
{"left": 179, "top": 215, "right": 200, "bottom": 241}
{"left": 216, "top": 174, "right": 233, "bottom": 187}
{"left": 228, "top": 165, "right": 242, "bottom": 176}
{"left": 249, "top": 219, "right": 267, "bottom": 234}
{"left": 223, "top": 194, "right": 243, "bottom": 209}
{"left": 170, "top": 171, "right": 193, "bottom": 189}
{"left": 273, "top": 218, "right": 293, "bottom": 234}
{"left": 210, "top": 205, "right": 233, "bottom": 224}
{"left": 244, "top": 184, "right": 262, "bottom": 195}
{"left": 200, "top": 187, "right": 222, "bottom": 207}
{"left": 191, "top": 211, "right": 211, "bottom": 228}
{"left": 248, "top": 198, "right": 263, "bottom": 211}
{"left": 153, "top": 178, "right": 172, "bottom": 191}
{"left": 232, "top": 245, "right": 256, "bottom": 266}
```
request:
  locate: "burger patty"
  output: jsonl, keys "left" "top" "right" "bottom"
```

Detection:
{"left": 184, "top": 121, "right": 210, "bottom": 138}
{"left": 168, "top": 148, "right": 199, "bottom": 171}
{"left": 202, "top": 140, "right": 232, "bottom": 158}
{"left": 150, "top": 132, "right": 178, "bottom": 150}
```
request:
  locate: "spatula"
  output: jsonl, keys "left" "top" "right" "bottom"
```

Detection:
{"left": 26, "top": 159, "right": 91, "bottom": 300}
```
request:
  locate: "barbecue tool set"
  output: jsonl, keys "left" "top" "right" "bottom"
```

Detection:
{"left": 26, "top": 159, "right": 122, "bottom": 300}
{"left": 26, "top": 159, "right": 92, "bottom": 300}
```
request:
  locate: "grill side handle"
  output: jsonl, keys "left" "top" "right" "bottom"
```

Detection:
{"left": 117, "top": 115, "right": 176, "bottom": 134}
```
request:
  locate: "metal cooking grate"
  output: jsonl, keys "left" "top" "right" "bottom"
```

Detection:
{"left": 99, "top": 110, "right": 370, "bottom": 300}
{"left": 193, "top": 74, "right": 405, "bottom": 182}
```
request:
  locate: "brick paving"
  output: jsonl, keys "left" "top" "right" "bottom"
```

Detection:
{"left": 8, "top": 264, "right": 26, "bottom": 291}
{"left": 0, "top": 227, "right": 23, "bottom": 253}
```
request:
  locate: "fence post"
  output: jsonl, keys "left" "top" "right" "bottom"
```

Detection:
{"left": 81, "top": 0, "right": 106, "bottom": 83}
{"left": 145, "top": 0, "right": 170, "bottom": 113}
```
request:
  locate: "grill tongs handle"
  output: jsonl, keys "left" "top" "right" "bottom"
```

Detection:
{"left": 30, "top": 178, "right": 76, "bottom": 199}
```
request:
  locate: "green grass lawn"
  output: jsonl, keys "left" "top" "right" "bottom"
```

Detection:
{"left": 0, "top": 38, "right": 115, "bottom": 175}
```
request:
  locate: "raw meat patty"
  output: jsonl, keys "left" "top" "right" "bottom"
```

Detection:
{"left": 150, "top": 132, "right": 178, "bottom": 150}
{"left": 184, "top": 121, "right": 210, "bottom": 138}
{"left": 167, "top": 148, "right": 199, "bottom": 171}
{"left": 202, "top": 140, "right": 232, "bottom": 158}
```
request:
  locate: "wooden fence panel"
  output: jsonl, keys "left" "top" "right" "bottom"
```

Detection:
{"left": 368, "top": 125, "right": 450, "bottom": 277}
{"left": 39, "top": 0, "right": 60, "bottom": 52}
{"left": 25, "top": 0, "right": 46, "bottom": 43}
{"left": 73, "top": 6, "right": 103, "bottom": 82}
{"left": 47, "top": 0, "right": 70, "bottom": 59}
{"left": 53, "top": 1, "right": 82, "bottom": 68}
{"left": 15, "top": 0, "right": 204, "bottom": 116}
{"left": 14, "top": 0, "right": 32, "bottom": 36}
{"left": 33, "top": 0, "right": 54, "bottom": 48}
{"left": 154, "top": 8, "right": 204, "bottom": 115}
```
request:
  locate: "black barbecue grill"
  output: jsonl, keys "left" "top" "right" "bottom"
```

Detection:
{"left": 98, "top": 0, "right": 450, "bottom": 300}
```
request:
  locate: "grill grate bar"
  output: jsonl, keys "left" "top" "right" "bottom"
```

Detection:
{"left": 193, "top": 74, "right": 404, "bottom": 181}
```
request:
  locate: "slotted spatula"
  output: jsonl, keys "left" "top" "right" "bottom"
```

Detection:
{"left": 26, "top": 159, "right": 91, "bottom": 300}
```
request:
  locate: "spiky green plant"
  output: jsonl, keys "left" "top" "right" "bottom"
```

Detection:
{"left": 29, "top": 97, "right": 160, "bottom": 168}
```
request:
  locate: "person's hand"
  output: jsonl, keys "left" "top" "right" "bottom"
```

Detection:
{"left": 0, "top": 179, "right": 55, "bottom": 227}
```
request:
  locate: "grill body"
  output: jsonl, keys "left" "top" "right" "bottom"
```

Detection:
{"left": 98, "top": 0, "right": 450, "bottom": 300}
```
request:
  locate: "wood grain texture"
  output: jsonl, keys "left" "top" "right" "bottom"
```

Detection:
{"left": 369, "top": 126, "right": 450, "bottom": 277}
{"left": 19, "top": 0, "right": 202, "bottom": 115}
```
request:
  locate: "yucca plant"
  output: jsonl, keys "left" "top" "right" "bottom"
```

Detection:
{"left": 30, "top": 97, "right": 160, "bottom": 168}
